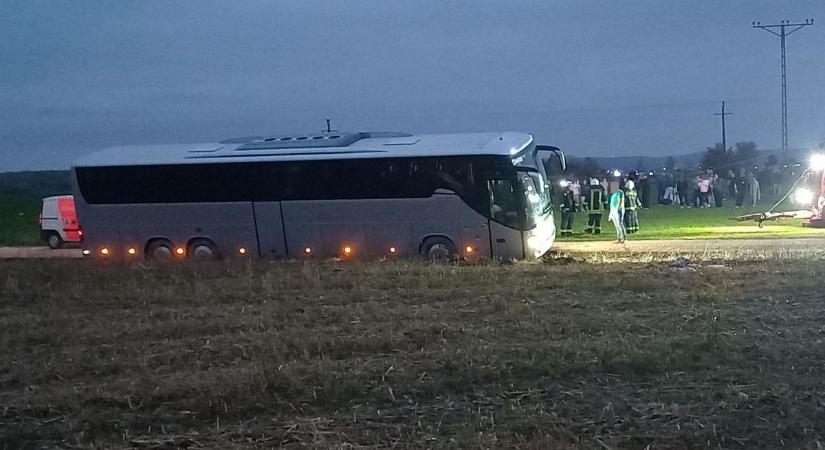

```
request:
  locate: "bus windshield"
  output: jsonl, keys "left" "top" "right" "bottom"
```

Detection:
{"left": 487, "top": 169, "right": 549, "bottom": 231}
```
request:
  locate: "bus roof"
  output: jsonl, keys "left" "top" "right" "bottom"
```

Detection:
{"left": 72, "top": 132, "right": 534, "bottom": 168}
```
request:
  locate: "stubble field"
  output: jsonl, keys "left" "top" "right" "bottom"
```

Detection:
{"left": 2, "top": 252, "right": 825, "bottom": 449}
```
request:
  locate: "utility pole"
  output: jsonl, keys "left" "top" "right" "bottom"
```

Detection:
{"left": 714, "top": 101, "right": 732, "bottom": 156}
{"left": 752, "top": 19, "right": 814, "bottom": 153}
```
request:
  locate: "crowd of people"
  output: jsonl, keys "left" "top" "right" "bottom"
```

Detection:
{"left": 557, "top": 163, "right": 805, "bottom": 243}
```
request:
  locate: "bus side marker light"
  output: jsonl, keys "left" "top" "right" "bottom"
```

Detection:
{"left": 304, "top": 247, "right": 312, "bottom": 254}
{"left": 389, "top": 246, "right": 397, "bottom": 254}
{"left": 127, "top": 247, "right": 137, "bottom": 256}
{"left": 238, "top": 247, "right": 247, "bottom": 255}
{"left": 100, "top": 247, "right": 110, "bottom": 256}
{"left": 465, "top": 246, "right": 474, "bottom": 254}
{"left": 82, "top": 249, "right": 91, "bottom": 256}
{"left": 343, "top": 245, "right": 353, "bottom": 256}
{"left": 175, "top": 247, "right": 185, "bottom": 256}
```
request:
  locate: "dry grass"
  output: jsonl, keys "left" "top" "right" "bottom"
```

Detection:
{"left": 2, "top": 255, "right": 825, "bottom": 449}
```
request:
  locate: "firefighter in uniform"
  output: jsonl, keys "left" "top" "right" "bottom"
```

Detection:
{"left": 583, "top": 178, "right": 606, "bottom": 234}
{"left": 560, "top": 182, "right": 577, "bottom": 236}
{"left": 623, "top": 180, "right": 642, "bottom": 233}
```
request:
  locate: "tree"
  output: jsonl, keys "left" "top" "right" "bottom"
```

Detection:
{"left": 701, "top": 142, "right": 731, "bottom": 171}
{"left": 733, "top": 141, "right": 758, "bottom": 165}
{"left": 563, "top": 157, "right": 601, "bottom": 179}
{"left": 665, "top": 155, "right": 676, "bottom": 171}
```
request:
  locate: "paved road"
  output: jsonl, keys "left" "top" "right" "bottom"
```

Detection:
{"left": 554, "top": 237, "right": 825, "bottom": 254}
{"left": 3, "top": 237, "right": 825, "bottom": 259}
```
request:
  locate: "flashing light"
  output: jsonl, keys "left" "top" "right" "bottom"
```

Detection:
{"left": 559, "top": 180, "right": 571, "bottom": 188}
{"left": 465, "top": 246, "right": 474, "bottom": 254}
{"left": 238, "top": 247, "right": 247, "bottom": 255}
{"left": 82, "top": 249, "right": 91, "bottom": 256}
{"left": 100, "top": 247, "right": 110, "bottom": 256}
{"left": 127, "top": 247, "right": 137, "bottom": 256}
{"left": 810, "top": 154, "right": 825, "bottom": 172}
{"left": 794, "top": 188, "right": 814, "bottom": 205}
{"left": 304, "top": 247, "right": 312, "bottom": 254}
{"left": 389, "top": 246, "right": 397, "bottom": 254}
{"left": 343, "top": 245, "right": 353, "bottom": 255}
{"left": 612, "top": 169, "right": 622, "bottom": 177}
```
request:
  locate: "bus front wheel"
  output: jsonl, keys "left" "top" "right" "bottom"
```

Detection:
{"left": 421, "top": 236, "right": 458, "bottom": 261}
{"left": 146, "top": 239, "right": 174, "bottom": 261}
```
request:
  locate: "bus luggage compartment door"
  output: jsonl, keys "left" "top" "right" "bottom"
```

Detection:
{"left": 252, "top": 202, "right": 287, "bottom": 258}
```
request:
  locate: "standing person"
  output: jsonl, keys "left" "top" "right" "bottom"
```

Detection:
{"left": 676, "top": 171, "right": 688, "bottom": 207}
{"left": 608, "top": 187, "right": 626, "bottom": 243}
{"left": 624, "top": 180, "right": 642, "bottom": 233}
{"left": 750, "top": 172, "right": 761, "bottom": 207}
{"left": 571, "top": 178, "right": 582, "bottom": 205}
{"left": 727, "top": 169, "right": 738, "bottom": 199}
{"left": 712, "top": 171, "right": 724, "bottom": 207}
{"left": 736, "top": 168, "right": 748, "bottom": 207}
{"left": 584, "top": 178, "right": 606, "bottom": 234}
{"left": 639, "top": 173, "right": 652, "bottom": 209}
{"left": 559, "top": 182, "right": 577, "bottom": 236}
{"left": 698, "top": 175, "right": 711, "bottom": 207}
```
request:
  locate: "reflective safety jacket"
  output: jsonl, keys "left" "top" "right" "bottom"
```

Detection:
{"left": 561, "top": 190, "right": 577, "bottom": 212}
{"left": 584, "top": 186, "right": 606, "bottom": 213}
{"left": 624, "top": 188, "right": 641, "bottom": 211}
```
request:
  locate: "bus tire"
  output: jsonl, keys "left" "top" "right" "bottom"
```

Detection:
{"left": 188, "top": 238, "right": 220, "bottom": 261}
{"left": 46, "top": 232, "right": 63, "bottom": 249}
{"left": 420, "top": 236, "right": 457, "bottom": 261}
{"left": 146, "top": 239, "right": 174, "bottom": 261}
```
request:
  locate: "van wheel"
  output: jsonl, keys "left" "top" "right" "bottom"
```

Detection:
{"left": 146, "top": 239, "right": 174, "bottom": 261}
{"left": 47, "top": 233, "right": 63, "bottom": 249}
{"left": 188, "top": 238, "right": 220, "bottom": 261}
{"left": 420, "top": 236, "right": 458, "bottom": 261}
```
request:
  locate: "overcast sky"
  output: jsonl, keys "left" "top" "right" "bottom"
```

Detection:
{"left": 1, "top": 0, "right": 824, "bottom": 171}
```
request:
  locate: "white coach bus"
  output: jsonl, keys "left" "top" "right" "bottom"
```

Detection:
{"left": 72, "top": 131, "right": 565, "bottom": 261}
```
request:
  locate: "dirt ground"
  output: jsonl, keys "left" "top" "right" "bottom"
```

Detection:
{"left": 2, "top": 256, "right": 825, "bottom": 448}
{"left": 4, "top": 236, "right": 825, "bottom": 260}
{"left": 554, "top": 236, "right": 825, "bottom": 255}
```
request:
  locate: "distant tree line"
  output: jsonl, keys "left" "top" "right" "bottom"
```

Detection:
{"left": 0, "top": 170, "right": 71, "bottom": 197}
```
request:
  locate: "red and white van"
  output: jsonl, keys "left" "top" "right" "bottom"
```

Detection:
{"left": 39, "top": 195, "right": 82, "bottom": 249}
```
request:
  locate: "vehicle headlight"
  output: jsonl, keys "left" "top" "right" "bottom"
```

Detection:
{"left": 794, "top": 188, "right": 814, "bottom": 205}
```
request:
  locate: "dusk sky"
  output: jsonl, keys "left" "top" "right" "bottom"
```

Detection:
{"left": 2, "top": 0, "right": 824, "bottom": 171}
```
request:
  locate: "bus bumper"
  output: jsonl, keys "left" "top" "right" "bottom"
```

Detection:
{"left": 525, "top": 215, "right": 555, "bottom": 258}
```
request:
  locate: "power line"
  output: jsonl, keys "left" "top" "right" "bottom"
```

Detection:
{"left": 752, "top": 18, "right": 814, "bottom": 153}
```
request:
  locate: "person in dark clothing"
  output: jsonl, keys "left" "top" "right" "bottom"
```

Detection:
{"left": 676, "top": 171, "right": 689, "bottom": 207}
{"left": 559, "top": 183, "right": 577, "bottom": 237}
{"left": 583, "top": 178, "right": 606, "bottom": 234}
{"left": 735, "top": 168, "right": 748, "bottom": 207}
{"left": 639, "top": 173, "right": 652, "bottom": 209}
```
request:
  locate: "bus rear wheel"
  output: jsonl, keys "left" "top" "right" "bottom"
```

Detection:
{"left": 146, "top": 239, "right": 174, "bottom": 261}
{"left": 421, "top": 236, "right": 458, "bottom": 262}
{"left": 46, "top": 233, "right": 63, "bottom": 249}
{"left": 188, "top": 238, "right": 219, "bottom": 261}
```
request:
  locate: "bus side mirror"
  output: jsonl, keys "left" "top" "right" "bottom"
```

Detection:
{"left": 536, "top": 145, "right": 566, "bottom": 172}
